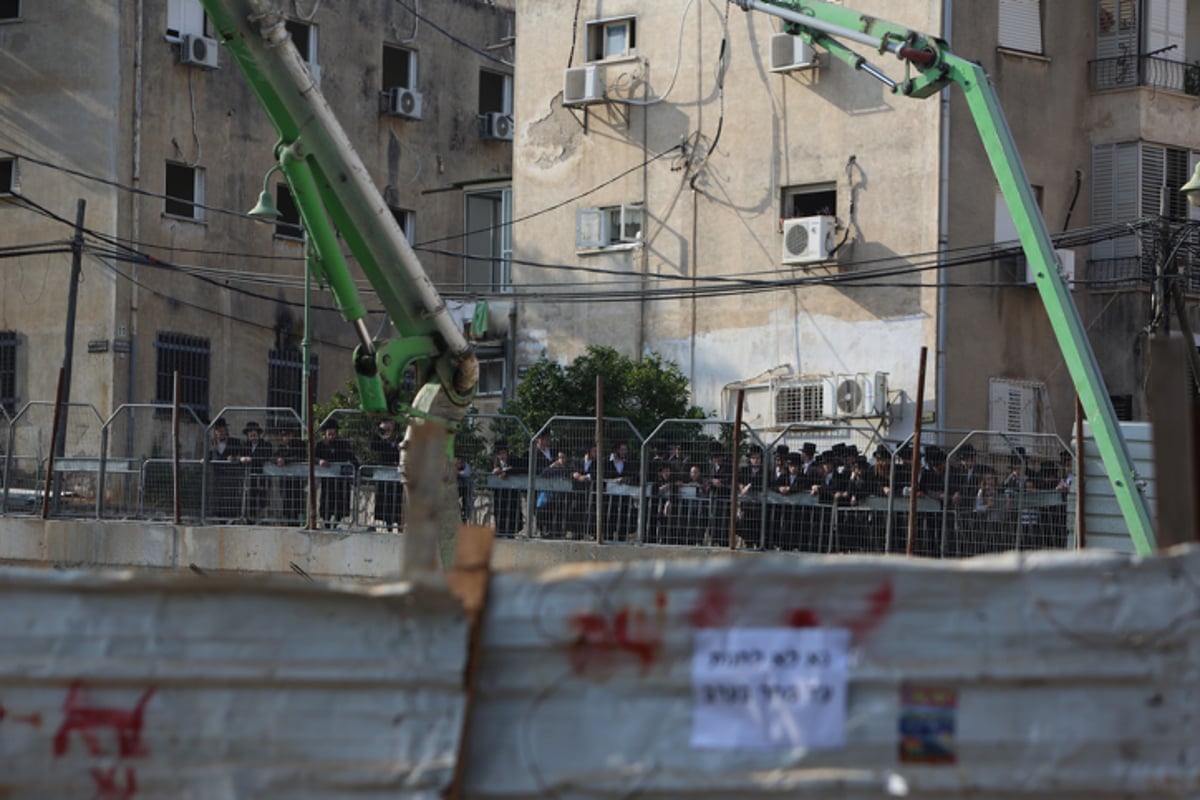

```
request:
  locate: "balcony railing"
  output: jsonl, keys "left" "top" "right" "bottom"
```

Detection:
{"left": 1087, "top": 220, "right": 1200, "bottom": 292}
{"left": 1090, "top": 53, "right": 1200, "bottom": 95}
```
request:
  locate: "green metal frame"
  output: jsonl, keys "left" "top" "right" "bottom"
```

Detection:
{"left": 741, "top": 0, "right": 1155, "bottom": 553}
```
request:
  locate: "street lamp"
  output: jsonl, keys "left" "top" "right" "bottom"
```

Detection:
{"left": 1181, "top": 162, "right": 1200, "bottom": 208}
{"left": 247, "top": 164, "right": 282, "bottom": 220}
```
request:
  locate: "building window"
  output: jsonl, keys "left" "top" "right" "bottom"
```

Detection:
{"left": 477, "top": 358, "right": 505, "bottom": 397}
{"left": 154, "top": 332, "right": 210, "bottom": 417}
{"left": 286, "top": 18, "right": 320, "bottom": 82}
{"left": 576, "top": 204, "right": 643, "bottom": 250}
{"left": 988, "top": 378, "right": 1049, "bottom": 434}
{"left": 166, "top": 0, "right": 206, "bottom": 38}
{"left": 1109, "top": 393, "right": 1134, "bottom": 421}
{"left": 479, "top": 69, "right": 512, "bottom": 115}
{"left": 586, "top": 16, "right": 636, "bottom": 61}
{"left": 0, "top": 331, "right": 19, "bottom": 415}
{"left": 275, "top": 183, "right": 304, "bottom": 240}
{"left": 164, "top": 161, "right": 204, "bottom": 221}
{"left": 464, "top": 187, "right": 512, "bottom": 291}
{"left": 0, "top": 158, "right": 14, "bottom": 196}
{"left": 267, "top": 348, "right": 319, "bottom": 420}
{"left": 390, "top": 206, "right": 414, "bottom": 240}
{"left": 782, "top": 184, "right": 836, "bottom": 219}
{"left": 998, "top": 0, "right": 1043, "bottom": 54}
{"left": 0, "top": 1, "right": 21, "bottom": 22}
{"left": 383, "top": 45, "right": 416, "bottom": 90}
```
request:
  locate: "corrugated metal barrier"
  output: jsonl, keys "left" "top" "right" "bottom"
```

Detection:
{"left": 2, "top": 547, "right": 1198, "bottom": 797}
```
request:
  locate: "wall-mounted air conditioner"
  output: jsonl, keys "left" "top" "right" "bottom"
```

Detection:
{"left": 480, "top": 111, "right": 514, "bottom": 141}
{"left": 781, "top": 215, "right": 836, "bottom": 265}
{"left": 769, "top": 33, "right": 817, "bottom": 73}
{"left": 180, "top": 34, "right": 219, "bottom": 69}
{"left": 773, "top": 376, "right": 837, "bottom": 424}
{"left": 563, "top": 65, "right": 604, "bottom": 106}
{"left": 386, "top": 87, "right": 423, "bottom": 120}
{"left": 831, "top": 374, "right": 881, "bottom": 419}
{"left": 1026, "top": 248, "right": 1076, "bottom": 289}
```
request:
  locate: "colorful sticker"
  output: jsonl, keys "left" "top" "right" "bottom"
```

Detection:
{"left": 898, "top": 686, "right": 957, "bottom": 764}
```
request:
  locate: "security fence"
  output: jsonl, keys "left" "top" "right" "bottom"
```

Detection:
{"left": 0, "top": 402, "right": 1079, "bottom": 559}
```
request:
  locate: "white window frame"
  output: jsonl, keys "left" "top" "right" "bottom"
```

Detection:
{"left": 586, "top": 16, "right": 636, "bottom": 62}
{"left": 476, "top": 357, "right": 506, "bottom": 397}
{"left": 463, "top": 185, "right": 512, "bottom": 292}
{"left": 479, "top": 69, "right": 513, "bottom": 115}
{"left": 383, "top": 45, "right": 417, "bottom": 91}
{"left": 390, "top": 206, "right": 415, "bottom": 241}
{"left": 285, "top": 18, "right": 320, "bottom": 84}
{"left": 576, "top": 203, "right": 643, "bottom": 250}
{"left": 998, "top": 0, "right": 1043, "bottom": 54}
{"left": 164, "top": 161, "right": 205, "bottom": 222}
{"left": 166, "top": 0, "right": 206, "bottom": 40}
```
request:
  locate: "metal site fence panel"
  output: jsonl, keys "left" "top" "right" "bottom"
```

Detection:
{"left": 640, "top": 420, "right": 761, "bottom": 549}
{"left": 456, "top": 413, "right": 531, "bottom": 537}
{"left": 523, "top": 417, "right": 643, "bottom": 543}
{"left": 200, "top": 407, "right": 309, "bottom": 526}
{"left": 3, "top": 401, "right": 105, "bottom": 519}
{"left": 138, "top": 459, "right": 205, "bottom": 521}
{"left": 100, "top": 404, "right": 207, "bottom": 520}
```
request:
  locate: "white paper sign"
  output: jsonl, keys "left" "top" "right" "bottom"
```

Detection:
{"left": 691, "top": 627, "right": 849, "bottom": 750}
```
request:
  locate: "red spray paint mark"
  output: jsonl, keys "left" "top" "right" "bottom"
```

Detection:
{"left": 690, "top": 580, "right": 732, "bottom": 628}
{"left": 90, "top": 766, "right": 137, "bottom": 800}
{"left": 787, "top": 609, "right": 822, "bottom": 628}
{"left": 53, "top": 682, "right": 156, "bottom": 759}
{"left": 569, "top": 607, "right": 662, "bottom": 675}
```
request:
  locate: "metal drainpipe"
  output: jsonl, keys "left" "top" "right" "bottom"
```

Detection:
{"left": 128, "top": 0, "right": 144, "bottom": 453}
{"left": 637, "top": 64, "right": 650, "bottom": 359}
{"left": 935, "top": 0, "right": 952, "bottom": 438}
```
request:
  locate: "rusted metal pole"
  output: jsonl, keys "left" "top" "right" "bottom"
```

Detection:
{"left": 306, "top": 377, "right": 317, "bottom": 531}
{"left": 729, "top": 390, "right": 745, "bottom": 550}
{"left": 1074, "top": 394, "right": 1085, "bottom": 549}
{"left": 173, "top": 371, "right": 182, "bottom": 524}
{"left": 594, "top": 375, "right": 605, "bottom": 545}
{"left": 906, "top": 346, "right": 928, "bottom": 557}
{"left": 42, "top": 367, "right": 66, "bottom": 519}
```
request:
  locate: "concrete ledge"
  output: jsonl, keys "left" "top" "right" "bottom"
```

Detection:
{"left": 0, "top": 518, "right": 760, "bottom": 578}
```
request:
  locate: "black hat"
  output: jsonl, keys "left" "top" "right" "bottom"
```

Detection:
{"left": 710, "top": 442, "right": 726, "bottom": 457}
{"left": 748, "top": 445, "right": 763, "bottom": 457}
{"left": 494, "top": 439, "right": 509, "bottom": 451}
{"left": 213, "top": 416, "right": 229, "bottom": 430}
{"left": 776, "top": 444, "right": 790, "bottom": 455}
{"left": 812, "top": 453, "right": 827, "bottom": 466}
{"left": 958, "top": 442, "right": 977, "bottom": 459}
{"left": 924, "top": 446, "right": 946, "bottom": 465}
{"left": 787, "top": 452, "right": 803, "bottom": 466}
{"left": 897, "top": 444, "right": 914, "bottom": 461}
{"left": 802, "top": 442, "right": 817, "bottom": 455}
{"left": 831, "top": 443, "right": 847, "bottom": 456}
{"left": 873, "top": 445, "right": 892, "bottom": 461}
{"left": 243, "top": 420, "right": 263, "bottom": 435}
{"left": 319, "top": 418, "right": 339, "bottom": 432}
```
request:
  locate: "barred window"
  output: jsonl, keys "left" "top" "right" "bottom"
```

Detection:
{"left": 154, "top": 332, "right": 210, "bottom": 416}
{"left": 0, "top": 331, "right": 19, "bottom": 415}
{"left": 267, "top": 348, "right": 319, "bottom": 418}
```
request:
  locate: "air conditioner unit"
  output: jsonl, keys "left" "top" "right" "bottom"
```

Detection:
{"left": 1026, "top": 248, "right": 1076, "bottom": 289}
{"left": 386, "top": 87, "right": 423, "bottom": 120}
{"left": 831, "top": 374, "right": 877, "bottom": 419}
{"left": 781, "top": 215, "right": 836, "bottom": 265}
{"left": 180, "top": 34, "right": 219, "bottom": 69}
{"left": 873, "top": 371, "right": 889, "bottom": 416}
{"left": 480, "top": 111, "right": 514, "bottom": 141}
{"left": 769, "top": 33, "right": 817, "bottom": 72}
{"left": 773, "top": 376, "right": 837, "bottom": 424}
{"left": 563, "top": 65, "right": 605, "bottom": 106}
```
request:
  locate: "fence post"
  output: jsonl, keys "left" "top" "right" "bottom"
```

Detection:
{"left": 173, "top": 371, "right": 182, "bottom": 524}
{"left": 906, "top": 346, "right": 928, "bottom": 557}
{"left": 42, "top": 367, "right": 66, "bottom": 520}
{"left": 594, "top": 377, "right": 604, "bottom": 545}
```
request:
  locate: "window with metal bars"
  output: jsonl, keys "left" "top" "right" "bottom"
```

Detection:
{"left": 267, "top": 348, "right": 318, "bottom": 420}
{"left": 0, "top": 331, "right": 19, "bottom": 415}
{"left": 154, "top": 332, "right": 210, "bottom": 417}
{"left": 775, "top": 383, "right": 825, "bottom": 424}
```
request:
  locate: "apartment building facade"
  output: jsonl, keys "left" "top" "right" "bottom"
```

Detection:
{"left": 508, "top": 0, "right": 1200, "bottom": 441}
{"left": 0, "top": 0, "right": 514, "bottom": 426}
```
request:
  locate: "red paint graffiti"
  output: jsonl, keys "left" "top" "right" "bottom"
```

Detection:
{"left": 787, "top": 609, "right": 822, "bottom": 628}
{"left": 91, "top": 766, "right": 137, "bottom": 800}
{"left": 690, "top": 580, "right": 732, "bottom": 628}
{"left": 785, "top": 581, "right": 894, "bottom": 640}
{"left": 569, "top": 607, "right": 662, "bottom": 675}
{"left": 53, "top": 682, "right": 156, "bottom": 759}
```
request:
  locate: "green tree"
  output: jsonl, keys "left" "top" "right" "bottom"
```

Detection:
{"left": 504, "top": 345, "right": 710, "bottom": 435}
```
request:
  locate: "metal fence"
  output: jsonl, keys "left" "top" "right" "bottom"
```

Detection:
{"left": 0, "top": 402, "right": 1079, "bottom": 558}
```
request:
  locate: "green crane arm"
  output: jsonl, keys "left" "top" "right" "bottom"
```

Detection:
{"left": 738, "top": 0, "right": 1156, "bottom": 554}
{"left": 198, "top": 0, "right": 477, "bottom": 432}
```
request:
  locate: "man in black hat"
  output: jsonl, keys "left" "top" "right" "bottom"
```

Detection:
{"left": 272, "top": 420, "right": 307, "bottom": 524}
{"left": 490, "top": 439, "right": 526, "bottom": 536}
{"left": 315, "top": 418, "right": 357, "bottom": 529}
{"left": 736, "top": 445, "right": 766, "bottom": 548}
{"left": 370, "top": 418, "right": 404, "bottom": 532}
{"left": 238, "top": 421, "right": 273, "bottom": 522}
{"left": 206, "top": 416, "right": 243, "bottom": 521}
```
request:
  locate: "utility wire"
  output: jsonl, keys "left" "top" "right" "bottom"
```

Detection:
{"left": 390, "top": 0, "right": 511, "bottom": 67}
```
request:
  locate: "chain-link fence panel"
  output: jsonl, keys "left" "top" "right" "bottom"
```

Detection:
{"left": 453, "top": 414, "right": 530, "bottom": 535}
{"left": 1, "top": 402, "right": 104, "bottom": 518}
{"left": 99, "top": 404, "right": 206, "bottom": 520}
{"left": 641, "top": 420, "right": 766, "bottom": 549}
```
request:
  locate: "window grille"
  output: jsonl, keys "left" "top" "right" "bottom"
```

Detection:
{"left": 154, "top": 332, "right": 210, "bottom": 417}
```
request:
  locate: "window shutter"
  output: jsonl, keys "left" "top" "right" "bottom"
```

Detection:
{"left": 576, "top": 208, "right": 606, "bottom": 249}
{"left": 1145, "top": 0, "right": 1185, "bottom": 61}
{"left": 1096, "top": 0, "right": 1138, "bottom": 61}
{"left": 1092, "top": 144, "right": 1115, "bottom": 261}
{"left": 1114, "top": 142, "right": 1140, "bottom": 259}
{"left": 999, "top": 0, "right": 1042, "bottom": 54}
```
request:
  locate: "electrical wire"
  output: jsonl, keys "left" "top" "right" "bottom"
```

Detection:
{"left": 618, "top": 0, "right": 696, "bottom": 106}
{"left": 389, "top": 0, "right": 511, "bottom": 67}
